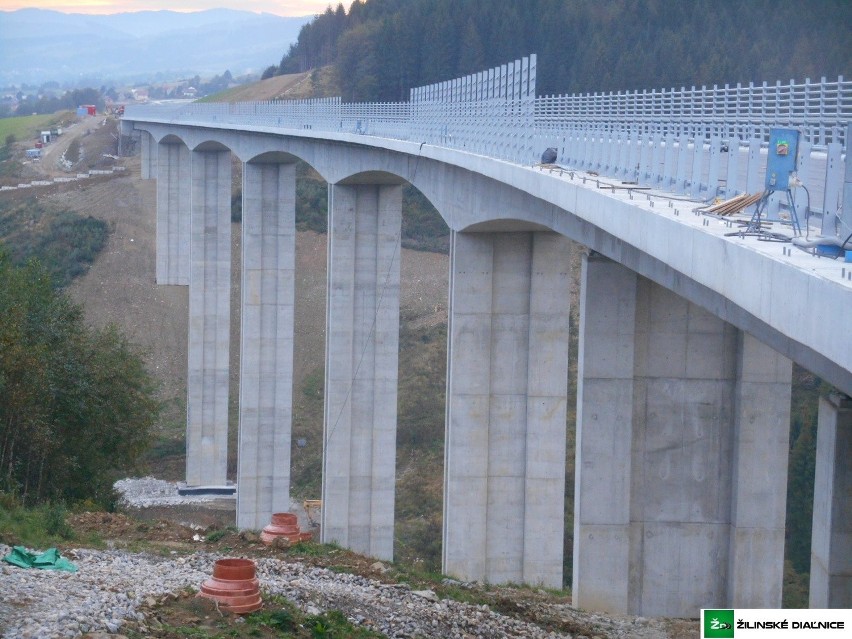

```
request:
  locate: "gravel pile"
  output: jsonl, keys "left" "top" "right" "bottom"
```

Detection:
{"left": 0, "top": 544, "right": 208, "bottom": 638}
{"left": 0, "top": 545, "right": 560, "bottom": 639}
{"left": 113, "top": 476, "right": 224, "bottom": 508}
{"left": 0, "top": 543, "right": 673, "bottom": 639}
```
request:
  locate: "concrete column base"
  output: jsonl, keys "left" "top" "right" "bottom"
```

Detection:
{"left": 443, "top": 231, "right": 572, "bottom": 589}
{"left": 573, "top": 253, "right": 791, "bottom": 617}
{"left": 236, "top": 161, "right": 296, "bottom": 530}
{"left": 321, "top": 182, "right": 402, "bottom": 561}
{"left": 186, "top": 148, "right": 232, "bottom": 487}
{"left": 810, "top": 393, "right": 852, "bottom": 608}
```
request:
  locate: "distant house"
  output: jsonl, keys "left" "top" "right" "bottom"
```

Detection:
{"left": 183, "top": 87, "right": 198, "bottom": 98}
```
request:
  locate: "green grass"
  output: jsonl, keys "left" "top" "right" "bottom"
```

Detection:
{"left": 144, "top": 436, "right": 186, "bottom": 460}
{"left": 195, "top": 86, "right": 244, "bottom": 103}
{"left": 303, "top": 609, "right": 383, "bottom": 638}
{"left": 288, "top": 540, "right": 342, "bottom": 557}
{"left": 301, "top": 368, "right": 324, "bottom": 400}
{"left": 247, "top": 600, "right": 299, "bottom": 632}
{"left": 0, "top": 112, "right": 68, "bottom": 147}
{"left": 205, "top": 526, "right": 238, "bottom": 543}
{"left": 0, "top": 494, "right": 101, "bottom": 549}
{"left": 125, "top": 592, "right": 383, "bottom": 638}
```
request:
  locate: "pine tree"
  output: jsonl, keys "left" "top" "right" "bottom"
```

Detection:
{"left": 275, "top": 0, "right": 851, "bottom": 100}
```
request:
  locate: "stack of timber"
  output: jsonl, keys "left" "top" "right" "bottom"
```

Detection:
{"left": 700, "top": 192, "right": 763, "bottom": 216}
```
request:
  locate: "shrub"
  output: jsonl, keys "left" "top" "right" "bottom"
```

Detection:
{"left": 44, "top": 502, "right": 73, "bottom": 539}
{"left": 0, "top": 199, "right": 108, "bottom": 287}
{"left": 0, "top": 251, "right": 159, "bottom": 506}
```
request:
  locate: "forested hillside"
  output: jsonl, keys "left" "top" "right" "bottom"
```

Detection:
{"left": 275, "top": 0, "right": 851, "bottom": 101}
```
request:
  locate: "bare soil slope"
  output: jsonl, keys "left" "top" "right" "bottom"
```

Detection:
{"left": 60, "top": 166, "right": 190, "bottom": 435}
{"left": 38, "top": 115, "right": 108, "bottom": 177}
{"left": 49, "top": 123, "right": 448, "bottom": 484}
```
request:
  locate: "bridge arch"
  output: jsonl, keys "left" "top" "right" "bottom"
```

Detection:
{"left": 336, "top": 169, "right": 406, "bottom": 185}
{"left": 123, "top": 77, "right": 851, "bottom": 612}
{"left": 192, "top": 140, "right": 231, "bottom": 153}
{"left": 462, "top": 219, "right": 555, "bottom": 233}
{"left": 158, "top": 132, "right": 187, "bottom": 146}
{"left": 245, "top": 150, "right": 301, "bottom": 165}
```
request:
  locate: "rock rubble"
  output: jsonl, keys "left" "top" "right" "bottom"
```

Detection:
{"left": 113, "top": 477, "right": 222, "bottom": 508}
{"left": 0, "top": 544, "right": 558, "bottom": 638}
{"left": 0, "top": 543, "right": 674, "bottom": 638}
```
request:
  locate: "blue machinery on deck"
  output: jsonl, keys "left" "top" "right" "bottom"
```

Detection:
{"left": 731, "top": 127, "right": 804, "bottom": 241}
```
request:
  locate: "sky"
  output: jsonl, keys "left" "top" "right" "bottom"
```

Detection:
{"left": 0, "top": 0, "right": 337, "bottom": 16}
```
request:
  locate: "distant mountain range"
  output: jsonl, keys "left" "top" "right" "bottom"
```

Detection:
{"left": 0, "top": 8, "right": 311, "bottom": 86}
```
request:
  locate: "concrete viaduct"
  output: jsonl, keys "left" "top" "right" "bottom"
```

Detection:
{"left": 122, "top": 57, "right": 851, "bottom": 616}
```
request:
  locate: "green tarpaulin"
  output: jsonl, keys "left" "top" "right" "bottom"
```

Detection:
{"left": 2, "top": 546, "right": 77, "bottom": 572}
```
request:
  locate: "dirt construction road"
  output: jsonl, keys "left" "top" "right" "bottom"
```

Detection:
{"left": 38, "top": 115, "right": 110, "bottom": 177}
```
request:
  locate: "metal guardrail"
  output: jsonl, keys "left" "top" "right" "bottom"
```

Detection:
{"left": 125, "top": 55, "right": 850, "bottom": 225}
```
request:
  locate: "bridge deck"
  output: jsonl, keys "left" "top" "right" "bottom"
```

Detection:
{"left": 540, "top": 164, "right": 852, "bottom": 290}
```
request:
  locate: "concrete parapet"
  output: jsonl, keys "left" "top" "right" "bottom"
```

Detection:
{"left": 236, "top": 161, "right": 296, "bottom": 529}
{"left": 186, "top": 148, "right": 232, "bottom": 487}
{"left": 573, "top": 253, "right": 791, "bottom": 617}
{"left": 321, "top": 183, "right": 402, "bottom": 561}
{"left": 443, "top": 231, "right": 572, "bottom": 589}
{"left": 810, "top": 393, "right": 852, "bottom": 608}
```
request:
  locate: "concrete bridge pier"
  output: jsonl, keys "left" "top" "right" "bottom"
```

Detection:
{"left": 155, "top": 140, "right": 190, "bottom": 285}
{"left": 185, "top": 147, "right": 232, "bottom": 487}
{"left": 443, "top": 231, "right": 572, "bottom": 589}
{"left": 141, "top": 131, "right": 157, "bottom": 180}
{"left": 573, "top": 253, "right": 792, "bottom": 617}
{"left": 810, "top": 393, "right": 852, "bottom": 607}
{"left": 236, "top": 160, "right": 296, "bottom": 528}
{"left": 321, "top": 182, "right": 402, "bottom": 560}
